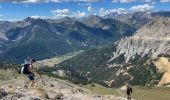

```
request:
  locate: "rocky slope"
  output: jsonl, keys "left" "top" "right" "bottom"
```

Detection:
{"left": 0, "top": 68, "right": 128, "bottom": 100}
{"left": 154, "top": 57, "right": 170, "bottom": 85}
{"left": 110, "top": 17, "right": 170, "bottom": 63}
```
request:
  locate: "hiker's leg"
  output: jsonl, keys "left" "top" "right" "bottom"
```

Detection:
{"left": 25, "top": 76, "right": 31, "bottom": 88}
{"left": 127, "top": 94, "right": 130, "bottom": 100}
{"left": 31, "top": 80, "right": 36, "bottom": 87}
{"left": 28, "top": 75, "right": 36, "bottom": 87}
{"left": 129, "top": 94, "right": 131, "bottom": 100}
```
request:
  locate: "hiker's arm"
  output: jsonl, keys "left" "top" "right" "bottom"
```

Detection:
{"left": 28, "top": 65, "right": 33, "bottom": 73}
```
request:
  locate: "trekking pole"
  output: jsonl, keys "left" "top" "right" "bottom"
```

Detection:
{"left": 38, "top": 72, "right": 46, "bottom": 86}
{"left": 36, "top": 62, "right": 46, "bottom": 86}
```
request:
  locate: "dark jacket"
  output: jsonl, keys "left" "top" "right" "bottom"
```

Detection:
{"left": 127, "top": 86, "right": 132, "bottom": 95}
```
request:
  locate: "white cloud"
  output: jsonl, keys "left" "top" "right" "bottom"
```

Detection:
{"left": 140, "top": 0, "right": 151, "bottom": 2}
{"left": 22, "top": 0, "right": 41, "bottom": 3}
{"left": 51, "top": 9, "right": 70, "bottom": 18}
{"left": 112, "top": 0, "right": 118, "bottom": 2}
{"left": 130, "top": 4, "right": 154, "bottom": 12}
{"left": 99, "top": 8, "right": 113, "bottom": 16}
{"left": 78, "top": 3, "right": 92, "bottom": 6}
{"left": 74, "top": 11, "right": 86, "bottom": 17}
{"left": 51, "top": 9, "right": 86, "bottom": 18}
{"left": 0, "top": 6, "right": 2, "bottom": 8}
{"left": 112, "top": 0, "right": 135, "bottom": 3}
{"left": 99, "top": 8, "right": 128, "bottom": 16}
{"left": 112, "top": 0, "right": 156, "bottom": 3}
{"left": 0, "top": 14, "right": 3, "bottom": 17}
{"left": 0, "top": 18, "right": 19, "bottom": 22}
{"left": 114, "top": 8, "right": 129, "bottom": 14}
{"left": 87, "top": 6, "right": 95, "bottom": 12}
{"left": 6, "top": 0, "right": 100, "bottom": 3}
{"left": 160, "top": 0, "right": 170, "bottom": 2}
{"left": 120, "top": 0, "right": 134, "bottom": 3}
{"left": 30, "top": 15, "right": 48, "bottom": 19}
{"left": 51, "top": 0, "right": 99, "bottom": 2}
{"left": 140, "top": 0, "right": 156, "bottom": 4}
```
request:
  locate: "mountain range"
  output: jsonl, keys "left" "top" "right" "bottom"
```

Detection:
{"left": 0, "top": 11, "right": 170, "bottom": 64}
{"left": 0, "top": 15, "right": 136, "bottom": 62}
{"left": 105, "top": 11, "right": 170, "bottom": 28}
{"left": 52, "top": 16, "right": 170, "bottom": 87}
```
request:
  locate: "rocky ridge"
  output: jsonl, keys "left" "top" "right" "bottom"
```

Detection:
{"left": 109, "top": 17, "right": 170, "bottom": 63}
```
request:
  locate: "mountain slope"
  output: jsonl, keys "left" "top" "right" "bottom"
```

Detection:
{"left": 55, "top": 17, "right": 170, "bottom": 87}
{"left": 0, "top": 17, "right": 136, "bottom": 63}
{"left": 112, "top": 17, "right": 170, "bottom": 62}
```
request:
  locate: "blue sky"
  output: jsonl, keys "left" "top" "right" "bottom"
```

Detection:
{"left": 0, "top": 0, "right": 169, "bottom": 21}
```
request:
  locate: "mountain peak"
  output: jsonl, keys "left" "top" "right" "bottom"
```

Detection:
{"left": 87, "top": 15, "right": 102, "bottom": 20}
{"left": 24, "top": 17, "right": 35, "bottom": 23}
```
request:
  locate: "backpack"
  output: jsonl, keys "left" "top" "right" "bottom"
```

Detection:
{"left": 20, "top": 64, "right": 31, "bottom": 75}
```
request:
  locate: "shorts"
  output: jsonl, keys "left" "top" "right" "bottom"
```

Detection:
{"left": 27, "top": 74, "right": 35, "bottom": 81}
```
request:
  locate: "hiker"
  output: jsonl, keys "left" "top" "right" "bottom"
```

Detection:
{"left": 24, "top": 59, "right": 37, "bottom": 88}
{"left": 126, "top": 84, "right": 132, "bottom": 100}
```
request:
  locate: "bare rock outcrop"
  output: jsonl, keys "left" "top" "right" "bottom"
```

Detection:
{"left": 109, "top": 17, "right": 170, "bottom": 63}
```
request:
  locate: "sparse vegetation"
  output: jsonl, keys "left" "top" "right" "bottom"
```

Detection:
{"left": 84, "top": 84, "right": 170, "bottom": 100}
{"left": 49, "top": 47, "right": 163, "bottom": 88}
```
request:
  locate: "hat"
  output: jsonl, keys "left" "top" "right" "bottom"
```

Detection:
{"left": 31, "top": 59, "right": 36, "bottom": 62}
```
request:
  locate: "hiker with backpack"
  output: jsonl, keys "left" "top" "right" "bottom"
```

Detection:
{"left": 126, "top": 84, "right": 133, "bottom": 100}
{"left": 22, "top": 59, "right": 37, "bottom": 88}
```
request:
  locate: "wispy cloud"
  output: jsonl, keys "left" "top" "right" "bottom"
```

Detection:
{"left": 0, "top": 18, "right": 19, "bottom": 22}
{"left": 112, "top": 0, "right": 155, "bottom": 3}
{"left": 78, "top": 3, "right": 92, "bottom": 6}
{"left": 30, "top": 15, "right": 48, "bottom": 19}
{"left": 51, "top": 9, "right": 86, "bottom": 18}
{"left": 112, "top": 0, "right": 135, "bottom": 3}
{"left": 130, "top": 4, "right": 155, "bottom": 12}
{"left": 160, "top": 0, "right": 170, "bottom": 2}
{"left": 3, "top": 0, "right": 100, "bottom": 3}
{"left": 51, "top": 9, "right": 70, "bottom": 18}
{"left": 99, "top": 8, "right": 128, "bottom": 16}
{"left": 87, "top": 6, "right": 95, "bottom": 12}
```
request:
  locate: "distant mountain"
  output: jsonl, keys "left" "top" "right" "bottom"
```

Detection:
{"left": 0, "top": 18, "right": 32, "bottom": 53}
{"left": 55, "top": 17, "right": 170, "bottom": 87}
{"left": 0, "top": 16, "right": 136, "bottom": 63}
{"left": 105, "top": 11, "right": 170, "bottom": 28}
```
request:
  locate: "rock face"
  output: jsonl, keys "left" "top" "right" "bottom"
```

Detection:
{"left": 110, "top": 17, "right": 170, "bottom": 63}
